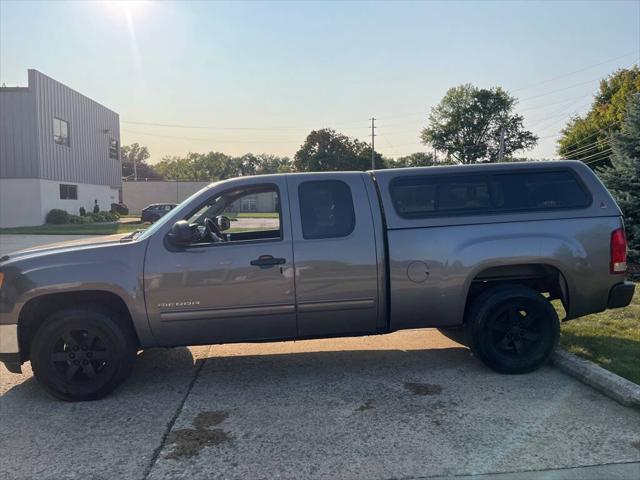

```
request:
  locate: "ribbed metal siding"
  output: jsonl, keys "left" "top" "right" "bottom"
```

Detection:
{"left": 32, "top": 70, "right": 122, "bottom": 188}
{"left": 0, "top": 88, "right": 39, "bottom": 178}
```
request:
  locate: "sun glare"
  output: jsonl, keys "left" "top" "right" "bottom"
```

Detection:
{"left": 101, "top": 1, "right": 150, "bottom": 23}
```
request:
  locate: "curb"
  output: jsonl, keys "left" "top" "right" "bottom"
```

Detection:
{"left": 551, "top": 348, "right": 640, "bottom": 409}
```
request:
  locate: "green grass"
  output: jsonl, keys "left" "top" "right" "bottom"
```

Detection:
{"left": 559, "top": 285, "right": 639, "bottom": 384}
{"left": 0, "top": 223, "right": 145, "bottom": 235}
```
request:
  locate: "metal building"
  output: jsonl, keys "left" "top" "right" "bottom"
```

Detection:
{"left": 0, "top": 70, "right": 121, "bottom": 227}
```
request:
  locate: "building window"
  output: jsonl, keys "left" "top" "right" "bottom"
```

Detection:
{"left": 109, "top": 137, "right": 119, "bottom": 159}
{"left": 53, "top": 117, "right": 70, "bottom": 146}
{"left": 241, "top": 197, "right": 257, "bottom": 212}
{"left": 59, "top": 184, "right": 78, "bottom": 200}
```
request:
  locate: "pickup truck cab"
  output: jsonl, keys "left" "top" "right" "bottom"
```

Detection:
{"left": 0, "top": 161, "right": 634, "bottom": 401}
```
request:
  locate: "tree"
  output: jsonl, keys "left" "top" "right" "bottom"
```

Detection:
{"left": 293, "top": 128, "right": 384, "bottom": 172}
{"left": 420, "top": 84, "right": 537, "bottom": 164}
{"left": 153, "top": 152, "right": 292, "bottom": 180}
{"left": 597, "top": 93, "right": 640, "bottom": 264}
{"left": 388, "top": 152, "right": 457, "bottom": 168}
{"left": 254, "top": 154, "right": 292, "bottom": 174}
{"left": 121, "top": 143, "right": 162, "bottom": 180}
{"left": 558, "top": 67, "right": 640, "bottom": 168}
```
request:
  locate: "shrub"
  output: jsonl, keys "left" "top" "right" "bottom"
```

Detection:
{"left": 79, "top": 206, "right": 86, "bottom": 216}
{"left": 111, "top": 203, "right": 129, "bottom": 215}
{"left": 46, "top": 209, "right": 69, "bottom": 224}
{"left": 88, "top": 211, "right": 119, "bottom": 223}
{"left": 68, "top": 214, "right": 85, "bottom": 224}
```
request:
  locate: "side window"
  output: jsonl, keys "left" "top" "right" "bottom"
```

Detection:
{"left": 492, "top": 171, "right": 591, "bottom": 210}
{"left": 390, "top": 169, "right": 591, "bottom": 218}
{"left": 391, "top": 175, "right": 491, "bottom": 217}
{"left": 298, "top": 180, "right": 355, "bottom": 239}
{"left": 186, "top": 184, "right": 281, "bottom": 243}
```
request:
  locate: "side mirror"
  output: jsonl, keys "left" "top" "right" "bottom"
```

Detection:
{"left": 167, "top": 220, "right": 193, "bottom": 246}
{"left": 216, "top": 215, "right": 231, "bottom": 231}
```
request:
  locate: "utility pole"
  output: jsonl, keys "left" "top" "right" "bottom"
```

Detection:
{"left": 133, "top": 157, "right": 138, "bottom": 181}
{"left": 497, "top": 127, "right": 505, "bottom": 162}
{"left": 370, "top": 117, "right": 376, "bottom": 170}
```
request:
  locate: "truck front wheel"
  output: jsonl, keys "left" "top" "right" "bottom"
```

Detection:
{"left": 467, "top": 285, "right": 559, "bottom": 374}
{"left": 30, "top": 304, "right": 137, "bottom": 401}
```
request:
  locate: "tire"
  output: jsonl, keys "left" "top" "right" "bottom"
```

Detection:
{"left": 467, "top": 285, "right": 559, "bottom": 374}
{"left": 30, "top": 304, "right": 137, "bottom": 401}
{"left": 149, "top": 215, "right": 159, "bottom": 224}
{"left": 437, "top": 326, "right": 470, "bottom": 347}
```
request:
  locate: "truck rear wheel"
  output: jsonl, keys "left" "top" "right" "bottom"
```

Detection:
{"left": 30, "top": 304, "right": 137, "bottom": 401}
{"left": 467, "top": 285, "right": 559, "bottom": 374}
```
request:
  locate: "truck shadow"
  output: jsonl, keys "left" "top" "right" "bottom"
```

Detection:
{"left": 0, "top": 345, "right": 476, "bottom": 404}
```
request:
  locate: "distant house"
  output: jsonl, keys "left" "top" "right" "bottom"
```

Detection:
{"left": 0, "top": 69, "right": 121, "bottom": 227}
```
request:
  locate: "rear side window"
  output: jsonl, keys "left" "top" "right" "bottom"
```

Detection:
{"left": 298, "top": 180, "right": 355, "bottom": 239}
{"left": 492, "top": 171, "right": 591, "bottom": 211}
{"left": 390, "top": 169, "right": 590, "bottom": 218}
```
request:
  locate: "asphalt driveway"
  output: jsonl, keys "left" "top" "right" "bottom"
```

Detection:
{"left": 1, "top": 331, "right": 639, "bottom": 480}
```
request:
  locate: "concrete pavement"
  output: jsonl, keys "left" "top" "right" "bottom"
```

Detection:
{"left": 2, "top": 331, "right": 639, "bottom": 480}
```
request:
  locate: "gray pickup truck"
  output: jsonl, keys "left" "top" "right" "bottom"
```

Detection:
{"left": 0, "top": 161, "right": 634, "bottom": 401}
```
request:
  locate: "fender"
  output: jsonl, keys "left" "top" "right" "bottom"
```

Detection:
{"left": 0, "top": 238, "right": 156, "bottom": 347}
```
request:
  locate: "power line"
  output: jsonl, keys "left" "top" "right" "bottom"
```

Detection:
{"left": 519, "top": 77, "right": 602, "bottom": 102}
{"left": 575, "top": 148, "right": 613, "bottom": 163}
{"left": 512, "top": 51, "right": 638, "bottom": 92}
{"left": 121, "top": 129, "right": 301, "bottom": 144}
{"left": 563, "top": 139, "right": 610, "bottom": 157}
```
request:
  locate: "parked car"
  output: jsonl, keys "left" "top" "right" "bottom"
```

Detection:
{"left": 140, "top": 203, "right": 177, "bottom": 223}
{"left": 110, "top": 203, "right": 129, "bottom": 216}
{"left": 0, "top": 161, "right": 634, "bottom": 401}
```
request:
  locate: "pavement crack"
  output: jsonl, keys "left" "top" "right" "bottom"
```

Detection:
{"left": 141, "top": 346, "right": 212, "bottom": 480}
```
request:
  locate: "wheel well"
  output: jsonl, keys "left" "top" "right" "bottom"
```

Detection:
{"left": 465, "top": 264, "right": 569, "bottom": 321}
{"left": 18, "top": 290, "right": 139, "bottom": 362}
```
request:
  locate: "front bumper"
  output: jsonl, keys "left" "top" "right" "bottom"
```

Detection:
{"left": 607, "top": 281, "right": 636, "bottom": 309}
{"left": 0, "top": 324, "right": 21, "bottom": 373}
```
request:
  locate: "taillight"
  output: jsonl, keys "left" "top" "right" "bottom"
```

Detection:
{"left": 610, "top": 227, "right": 627, "bottom": 274}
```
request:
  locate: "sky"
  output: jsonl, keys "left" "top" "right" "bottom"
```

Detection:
{"left": 1, "top": 0, "right": 639, "bottom": 163}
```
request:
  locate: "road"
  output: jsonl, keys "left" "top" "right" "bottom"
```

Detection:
{"left": 0, "top": 235, "right": 639, "bottom": 479}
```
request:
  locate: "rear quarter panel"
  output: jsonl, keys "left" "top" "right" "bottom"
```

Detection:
{"left": 387, "top": 216, "right": 623, "bottom": 329}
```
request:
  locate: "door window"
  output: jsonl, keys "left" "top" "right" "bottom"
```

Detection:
{"left": 186, "top": 184, "right": 281, "bottom": 243}
{"left": 298, "top": 180, "right": 355, "bottom": 239}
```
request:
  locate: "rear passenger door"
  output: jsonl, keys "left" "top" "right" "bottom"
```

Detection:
{"left": 287, "top": 173, "right": 380, "bottom": 337}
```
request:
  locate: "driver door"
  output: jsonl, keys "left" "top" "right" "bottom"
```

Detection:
{"left": 144, "top": 177, "right": 297, "bottom": 346}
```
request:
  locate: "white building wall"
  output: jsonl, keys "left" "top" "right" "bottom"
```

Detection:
{"left": 39, "top": 179, "right": 118, "bottom": 219}
{"left": 0, "top": 178, "right": 118, "bottom": 227}
{"left": 0, "top": 178, "right": 43, "bottom": 228}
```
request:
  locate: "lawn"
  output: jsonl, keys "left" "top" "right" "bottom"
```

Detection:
{"left": 0, "top": 223, "right": 144, "bottom": 235}
{"left": 559, "top": 285, "right": 639, "bottom": 384}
